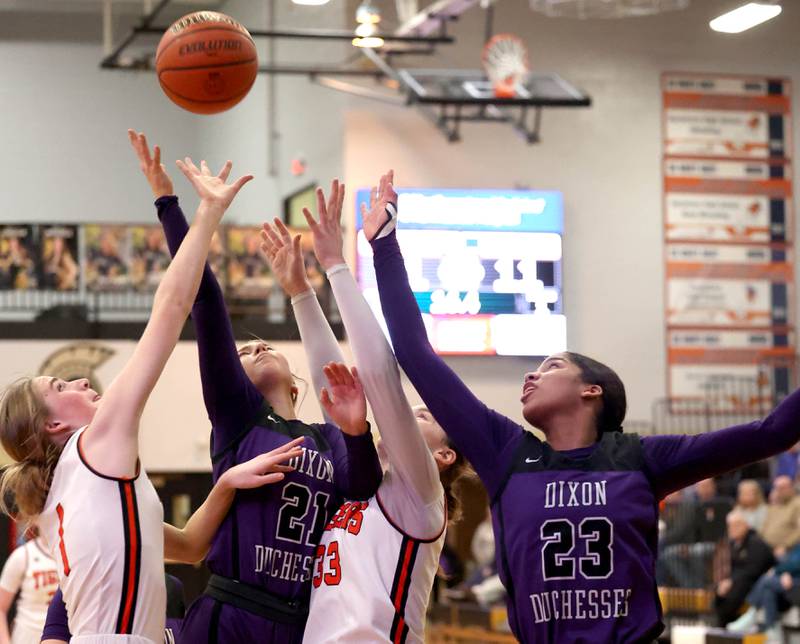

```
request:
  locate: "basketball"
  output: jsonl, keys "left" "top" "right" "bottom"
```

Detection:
{"left": 155, "top": 11, "right": 258, "bottom": 115}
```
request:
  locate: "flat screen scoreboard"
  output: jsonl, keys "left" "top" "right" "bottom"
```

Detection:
{"left": 354, "top": 188, "right": 566, "bottom": 356}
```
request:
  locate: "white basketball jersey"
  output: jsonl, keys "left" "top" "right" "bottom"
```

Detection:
{"left": 303, "top": 490, "right": 445, "bottom": 643}
{"left": 0, "top": 538, "right": 58, "bottom": 637}
{"left": 39, "top": 427, "right": 166, "bottom": 643}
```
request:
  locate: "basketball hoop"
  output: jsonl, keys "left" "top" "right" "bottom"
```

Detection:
{"left": 482, "top": 34, "right": 530, "bottom": 99}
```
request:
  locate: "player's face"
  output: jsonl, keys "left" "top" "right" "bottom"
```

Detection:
{"left": 33, "top": 376, "right": 100, "bottom": 437}
{"left": 416, "top": 406, "right": 455, "bottom": 472}
{"left": 238, "top": 341, "right": 293, "bottom": 393}
{"left": 520, "top": 353, "right": 590, "bottom": 428}
{"left": 375, "top": 406, "right": 452, "bottom": 473}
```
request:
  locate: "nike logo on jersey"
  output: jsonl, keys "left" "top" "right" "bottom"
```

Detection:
{"left": 526, "top": 456, "right": 542, "bottom": 463}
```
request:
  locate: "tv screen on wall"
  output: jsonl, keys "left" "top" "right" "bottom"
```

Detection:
{"left": 354, "top": 188, "right": 566, "bottom": 356}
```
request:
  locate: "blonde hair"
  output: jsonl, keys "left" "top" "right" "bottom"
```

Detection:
{"left": 0, "top": 378, "right": 62, "bottom": 524}
{"left": 439, "top": 436, "right": 472, "bottom": 524}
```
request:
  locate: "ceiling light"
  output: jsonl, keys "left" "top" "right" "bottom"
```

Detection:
{"left": 352, "top": 36, "right": 385, "bottom": 48}
{"left": 292, "top": 0, "right": 331, "bottom": 5}
{"left": 355, "top": 23, "right": 377, "bottom": 38}
{"left": 709, "top": 2, "right": 781, "bottom": 33}
{"left": 356, "top": 2, "right": 382, "bottom": 24}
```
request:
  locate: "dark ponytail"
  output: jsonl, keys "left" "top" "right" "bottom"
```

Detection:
{"left": 564, "top": 352, "right": 627, "bottom": 435}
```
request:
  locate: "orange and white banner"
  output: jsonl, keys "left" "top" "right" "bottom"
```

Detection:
{"left": 663, "top": 72, "right": 794, "bottom": 407}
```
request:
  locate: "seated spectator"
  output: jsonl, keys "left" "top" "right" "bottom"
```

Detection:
{"left": 726, "top": 541, "right": 800, "bottom": 643}
{"left": 714, "top": 510, "right": 775, "bottom": 627}
{"left": 659, "top": 478, "right": 733, "bottom": 588}
{"left": 735, "top": 479, "right": 768, "bottom": 531}
{"left": 760, "top": 475, "right": 800, "bottom": 559}
{"left": 773, "top": 442, "right": 800, "bottom": 482}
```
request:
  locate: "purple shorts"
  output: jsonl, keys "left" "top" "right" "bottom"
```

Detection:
{"left": 179, "top": 594, "right": 305, "bottom": 644}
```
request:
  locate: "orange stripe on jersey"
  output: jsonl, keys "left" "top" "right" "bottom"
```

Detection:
{"left": 55, "top": 504, "right": 71, "bottom": 576}
{"left": 115, "top": 481, "right": 142, "bottom": 634}
{"left": 393, "top": 541, "right": 414, "bottom": 610}
{"left": 389, "top": 536, "right": 420, "bottom": 643}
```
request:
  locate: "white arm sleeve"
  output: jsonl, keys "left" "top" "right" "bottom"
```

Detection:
{"left": 327, "top": 264, "right": 442, "bottom": 518}
{"left": 0, "top": 545, "right": 26, "bottom": 594}
{"left": 291, "top": 289, "right": 346, "bottom": 425}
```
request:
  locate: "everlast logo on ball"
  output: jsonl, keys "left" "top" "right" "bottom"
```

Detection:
{"left": 179, "top": 39, "right": 243, "bottom": 57}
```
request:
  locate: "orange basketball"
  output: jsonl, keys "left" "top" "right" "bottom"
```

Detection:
{"left": 156, "top": 11, "right": 258, "bottom": 115}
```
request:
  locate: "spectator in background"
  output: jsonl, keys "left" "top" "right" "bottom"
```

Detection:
{"left": 715, "top": 510, "right": 775, "bottom": 627}
{"left": 735, "top": 479, "right": 768, "bottom": 531}
{"left": 727, "top": 540, "right": 800, "bottom": 643}
{"left": 760, "top": 475, "right": 800, "bottom": 559}
{"left": 774, "top": 442, "right": 800, "bottom": 482}
{"left": 659, "top": 478, "right": 733, "bottom": 588}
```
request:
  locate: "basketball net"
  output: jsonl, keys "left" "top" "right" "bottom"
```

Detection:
{"left": 482, "top": 34, "right": 530, "bottom": 99}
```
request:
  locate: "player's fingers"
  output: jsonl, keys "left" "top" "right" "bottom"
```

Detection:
{"left": 292, "top": 234, "right": 302, "bottom": 256}
{"left": 153, "top": 145, "right": 162, "bottom": 169}
{"left": 175, "top": 159, "right": 194, "bottom": 181}
{"left": 230, "top": 174, "right": 254, "bottom": 195}
{"left": 274, "top": 218, "right": 292, "bottom": 244}
{"left": 323, "top": 363, "right": 342, "bottom": 387}
{"left": 139, "top": 133, "right": 153, "bottom": 165}
{"left": 262, "top": 222, "right": 283, "bottom": 248}
{"left": 259, "top": 242, "right": 275, "bottom": 262}
{"left": 217, "top": 160, "right": 233, "bottom": 182}
{"left": 183, "top": 157, "right": 201, "bottom": 175}
{"left": 302, "top": 207, "right": 320, "bottom": 231}
{"left": 369, "top": 186, "right": 377, "bottom": 209}
{"left": 270, "top": 465, "right": 295, "bottom": 474}
{"left": 320, "top": 387, "right": 333, "bottom": 410}
{"left": 276, "top": 436, "right": 306, "bottom": 452}
{"left": 337, "top": 183, "right": 345, "bottom": 220}
{"left": 200, "top": 160, "right": 212, "bottom": 176}
{"left": 326, "top": 179, "right": 339, "bottom": 219}
{"left": 337, "top": 363, "right": 355, "bottom": 388}
{"left": 257, "top": 473, "right": 285, "bottom": 485}
{"left": 316, "top": 187, "right": 327, "bottom": 218}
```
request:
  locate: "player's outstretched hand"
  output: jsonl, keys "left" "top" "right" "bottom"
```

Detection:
{"left": 302, "top": 179, "right": 346, "bottom": 270}
{"left": 320, "top": 362, "right": 369, "bottom": 437}
{"left": 176, "top": 157, "right": 253, "bottom": 215}
{"left": 219, "top": 436, "right": 304, "bottom": 490}
{"left": 260, "top": 218, "right": 311, "bottom": 297}
{"left": 361, "top": 170, "right": 397, "bottom": 242}
{"left": 128, "top": 129, "right": 174, "bottom": 199}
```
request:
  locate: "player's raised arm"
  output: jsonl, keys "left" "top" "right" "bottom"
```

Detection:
{"left": 368, "top": 172, "right": 523, "bottom": 496}
{"left": 643, "top": 386, "right": 800, "bottom": 499}
{"left": 164, "top": 438, "right": 303, "bottom": 563}
{"left": 128, "top": 130, "right": 262, "bottom": 440}
{"left": 83, "top": 152, "right": 252, "bottom": 477}
{"left": 258, "top": 210, "right": 344, "bottom": 424}
{"left": 302, "top": 179, "right": 441, "bottom": 507}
